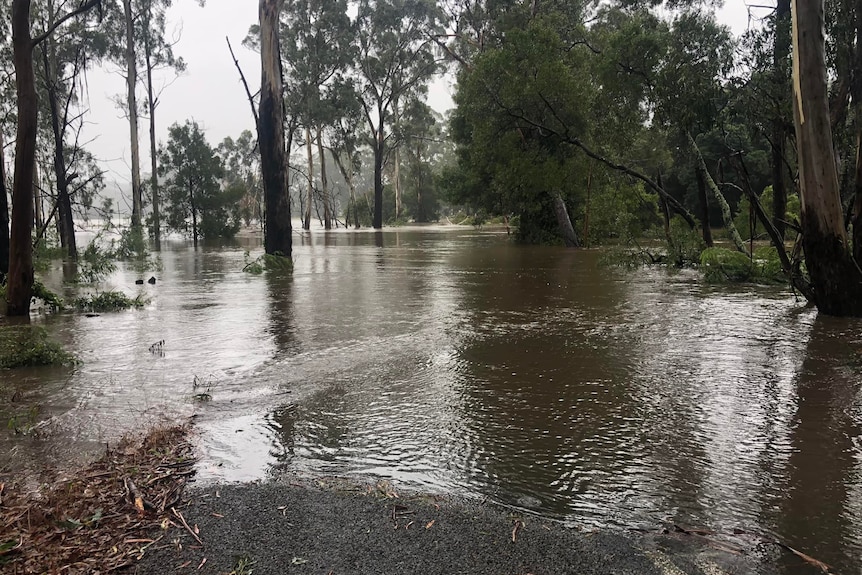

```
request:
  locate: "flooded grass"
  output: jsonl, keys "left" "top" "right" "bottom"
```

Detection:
{"left": 0, "top": 423, "right": 195, "bottom": 574}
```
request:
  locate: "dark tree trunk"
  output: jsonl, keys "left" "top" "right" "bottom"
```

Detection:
{"left": 7, "top": 0, "right": 38, "bottom": 315}
{"left": 259, "top": 0, "right": 292, "bottom": 257}
{"left": 553, "top": 191, "right": 579, "bottom": 248}
{"left": 42, "top": 44, "right": 76, "bottom": 260}
{"left": 793, "top": 0, "right": 862, "bottom": 316}
{"left": 0, "top": 131, "right": 10, "bottom": 280}
{"left": 771, "top": 0, "right": 791, "bottom": 240}
{"left": 695, "top": 165, "right": 713, "bottom": 247}
{"left": 852, "top": 0, "right": 862, "bottom": 264}
{"left": 317, "top": 127, "right": 331, "bottom": 230}
{"left": 188, "top": 176, "right": 198, "bottom": 247}
{"left": 373, "top": 123, "right": 384, "bottom": 230}
{"left": 303, "top": 126, "right": 313, "bottom": 230}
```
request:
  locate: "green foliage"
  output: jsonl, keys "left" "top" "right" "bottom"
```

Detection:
{"left": 71, "top": 291, "right": 148, "bottom": 313}
{"left": 242, "top": 252, "right": 294, "bottom": 274}
{"left": 32, "top": 281, "right": 65, "bottom": 312}
{"left": 112, "top": 225, "right": 148, "bottom": 261}
{"left": 0, "top": 325, "right": 76, "bottom": 369}
{"left": 33, "top": 238, "right": 64, "bottom": 272}
{"left": 700, "top": 246, "right": 785, "bottom": 284}
{"left": 76, "top": 237, "right": 117, "bottom": 284}
{"left": 666, "top": 216, "right": 706, "bottom": 267}
{"left": 585, "top": 181, "right": 662, "bottom": 245}
{"left": 734, "top": 186, "right": 801, "bottom": 240}
{"left": 159, "top": 120, "right": 237, "bottom": 240}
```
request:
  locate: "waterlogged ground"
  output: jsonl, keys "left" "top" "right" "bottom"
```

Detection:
{"left": 2, "top": 226, "right": 861, "bottom": 574}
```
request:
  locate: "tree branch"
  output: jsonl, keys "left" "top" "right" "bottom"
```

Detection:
{"left": 32, "top": 0, "right": 102, "bottom": 47}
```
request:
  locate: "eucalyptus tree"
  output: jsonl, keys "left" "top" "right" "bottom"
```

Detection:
{"left": 354, "top": 0, "right": 442, "bottom": 229}
{"left": 277, "top": 0, "right": 352, "bottom": 230}
{"left": 6, "top": 0, "right": 101, "bottom": 316}
{"left": 793, "top": 0, "right": 862, "bottom": 315}
{"left": 35, "top": 0, "right": 111, "bottom": 259}
{"left": 139, "top": 0, "right": 192, "bottom": 245}
{"left": 397, "top": 99, "right": 443, "bottom": 221}
{"left": 259, "top": 0, "right": 292, "bottom": 257}
{"left": 219, "top": 130, "right": 263, "bottom": 226}
{"left": 1, "top": 130, "right": 8, "bottom": 281}
{"left": 325, "top": 77, "right": 365, "bottom": 227}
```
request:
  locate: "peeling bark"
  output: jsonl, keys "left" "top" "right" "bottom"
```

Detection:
{"left": 792, "top": 0, "right": 862, "bottom": 315}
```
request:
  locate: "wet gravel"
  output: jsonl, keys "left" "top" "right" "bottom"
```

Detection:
{"left": 132, "top": 478, "right": 783, "bottom": 575}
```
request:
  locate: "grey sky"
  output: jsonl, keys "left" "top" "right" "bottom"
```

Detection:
{"left": 79, "top": 1, "right": 763, "bottom": 190}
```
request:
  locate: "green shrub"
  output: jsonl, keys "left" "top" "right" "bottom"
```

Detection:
{"left": 0, "top": 325, "right": 76, "bottom": 369}
{"left": 242, "top": 252, "right": 293, "bottom": 274}
{"left": 700, "top": 247, "right": 786, "bottom": 284}
{"left": 32, "top": 281, "right": 65, "bottom": 312}
{"left": 71, "top": 291, "right": 147, "bottom": 313}
{"left": 666, "top": 217, "right": 706, "bottom": 267}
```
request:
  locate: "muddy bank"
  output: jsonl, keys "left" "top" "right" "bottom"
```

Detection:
{"left": 132, "top": 477, "right": 791, "bottom": 575}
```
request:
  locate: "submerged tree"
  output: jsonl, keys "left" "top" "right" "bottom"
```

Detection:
{"left": 6, "top": 0, "right": 101, "bottom": 316}
{"left": 158, "top": 120, "right": 234, "bottom": 245}
{"left": 792, "top": 0, "right": 862, "bottom": 316}
{"left": 258, "top": 0, "right": 292, "bottom": 257}
{"left": 355, "top": 0, "right": 440, "bottom": 229}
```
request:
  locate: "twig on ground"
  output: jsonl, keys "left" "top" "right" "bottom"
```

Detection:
{"left": 172, "top": 507, "right": 204, "bottom": 546}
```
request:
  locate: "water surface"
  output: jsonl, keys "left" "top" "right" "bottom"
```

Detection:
{"left": 2, "top": 226, "right": 860, "bottom": 574}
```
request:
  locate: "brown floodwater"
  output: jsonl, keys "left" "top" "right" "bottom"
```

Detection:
{"left": 2, "top": 226, "right": 860, "bottom": 574}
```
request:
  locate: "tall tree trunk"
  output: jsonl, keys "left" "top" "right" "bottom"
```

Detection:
{"left": 394, "top": 146, "right": 402, "bottom": 220}
{"left": 688, "top": 132, "right": 746, "bottom": 253}
{"left": 33, "top": 163, "right": 42, "bottom": 232}
{"left": 695, "top": 165, "right": 714, "bottom": 247}
{"left": 792, "top": 0, "right": 862, "bottom": 315}
{"left": 7, "top": 0, "right": 37, "bottom": 315}
{"left": 772, "top": 0, "right": 792, "bottom": 240}
{"left": 332, "top": 149, "right": 359, "bottom": 229}
{"left": 553, "top": 191, "right": 579, "bottom": 248}
{"left": 316, "top": 127, "right": 331, "bottom": 230}
{"left": 42, "top": 44, "right": 76, "bottom": 259}
{"left": 583, "top": 164, "right": 592, "bottom": 248}
{"left": 144, "top": 10, "right": 160, "bottom": 246}
{"left": 373, "top": 125, "right": 384, "bottom": 229}
{"left": 304, "top": 126, "right": 313, "bottom": 230}
{"left": 258, "top": 0, "right": 292, "bottom": 257}
{"left": 189, "top": 176, "right": 197, "bottom": 247}
{"left": 415, "top": 142, "right": 424, "bottom": 222}
{"left": 0, "top": 130, "right": 10, "bottom": 279}
{"left": 124, "top": 0, "right": 142, "bottom": 230}
{"left": 851, "top": 0, "right": 862, "bottom": 264}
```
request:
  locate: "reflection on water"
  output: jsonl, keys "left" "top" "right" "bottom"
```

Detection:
{"left": 1, "top": 227, "right": 861, "bottom": 573}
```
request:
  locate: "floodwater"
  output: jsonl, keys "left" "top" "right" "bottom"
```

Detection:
{"left": 2, "top": 226, "right": 861, "bottom": 574}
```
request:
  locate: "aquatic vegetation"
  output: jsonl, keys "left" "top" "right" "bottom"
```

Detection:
{"left": 0, "top": 325, "right": 76, "bottom": 369}
{"left": 71, "top": 291, "right": 148, "bottom": 313}
{"left": 242, "top": 251, "right": 293, "bottom": 274}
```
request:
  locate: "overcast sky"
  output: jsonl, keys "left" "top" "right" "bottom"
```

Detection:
{"left": 78, "top": 1, "right": 765, "bottom": 190}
